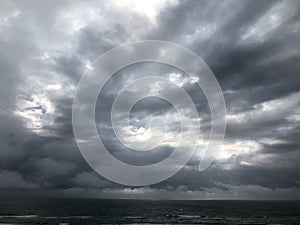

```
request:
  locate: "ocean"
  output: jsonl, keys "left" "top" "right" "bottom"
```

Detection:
{"left": 0, "top": 198, "right": 299, "bottom": 224}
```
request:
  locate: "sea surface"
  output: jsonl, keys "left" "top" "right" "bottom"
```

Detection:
{"left": 0, "top": 198, "right": 299, "bottom": 224}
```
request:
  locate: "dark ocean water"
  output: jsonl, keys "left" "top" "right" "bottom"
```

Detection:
{"left": 0, "top": 198, "right": 299, "bottom": 224}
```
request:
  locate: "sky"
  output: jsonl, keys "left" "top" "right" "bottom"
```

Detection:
{"left": 0, "top": 0, "right": 300, "bottom": 200}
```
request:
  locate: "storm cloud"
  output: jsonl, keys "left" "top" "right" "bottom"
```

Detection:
{"left": 0, "top": 0, "right": 299, "bottom": 199}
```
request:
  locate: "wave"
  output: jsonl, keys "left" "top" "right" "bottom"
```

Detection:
{"left": 178, "top": 214, "right": 201, "bottom": 219}
{"left": 0, "top": 215, "right": 38, "bottom": 219}
{"left": 0, "top": 215, "right": 92, "bottom": 219}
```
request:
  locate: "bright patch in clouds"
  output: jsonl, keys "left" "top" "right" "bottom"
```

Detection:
{"left": 112, "top": 0, "right": 178, "bottom": 23}
{"left": 218, "top": 140, "right": 262, "bottom": 160}
{"left": 14, "top": 93, "right": 55, "bottom": 135}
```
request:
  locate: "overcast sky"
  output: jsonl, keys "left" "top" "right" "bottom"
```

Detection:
{"left": 0, "top": 0, "right": 300, "bottom": 200}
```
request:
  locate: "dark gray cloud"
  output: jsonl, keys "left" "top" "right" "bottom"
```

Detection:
{"left": 0, "top": 0, "right": 299, "bottom": 199}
